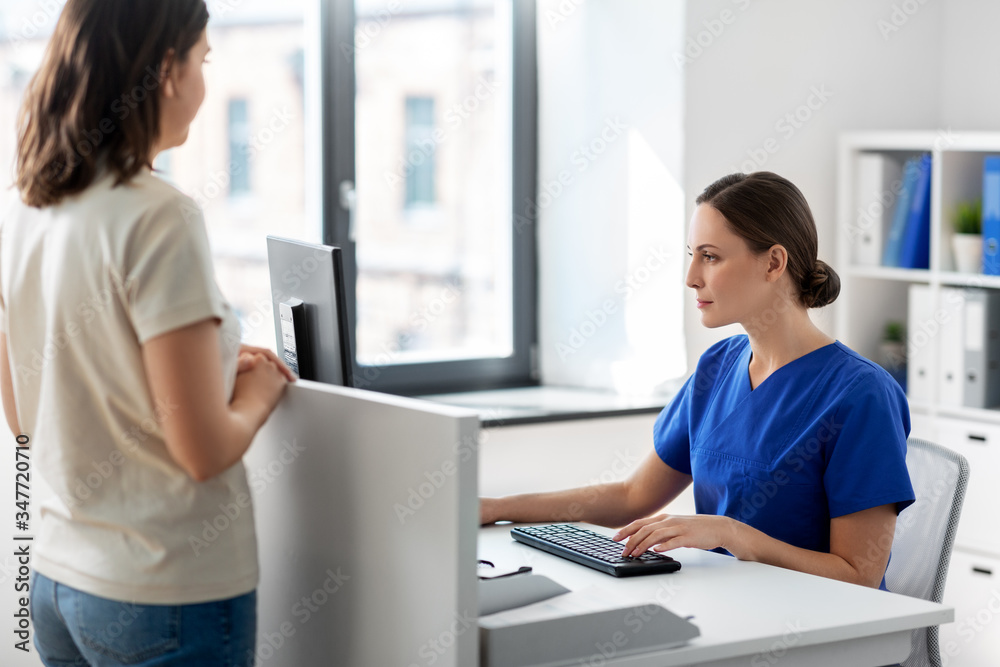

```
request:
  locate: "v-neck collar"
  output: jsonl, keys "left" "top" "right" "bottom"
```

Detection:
{"left": 742, "top": 339, "right": 840, "bottom": 392}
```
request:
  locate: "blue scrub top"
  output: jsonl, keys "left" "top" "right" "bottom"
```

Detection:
{"left": 654, "top": 335, "right": 915, "bottom": 560}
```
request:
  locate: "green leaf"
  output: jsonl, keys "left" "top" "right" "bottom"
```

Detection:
{"left": 953, "top": 199, "right": 982, "bottom": 235}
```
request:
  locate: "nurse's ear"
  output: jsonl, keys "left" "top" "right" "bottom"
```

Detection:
{"left": 763, "top": 244, "right": 788, "bottom": 283}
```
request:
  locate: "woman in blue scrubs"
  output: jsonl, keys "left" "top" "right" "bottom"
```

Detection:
{"left": 481, "top": 171, "right": 915, "bottom": 589}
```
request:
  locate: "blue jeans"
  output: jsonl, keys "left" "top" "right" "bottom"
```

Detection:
{"left": 30, "top": 573, "right": 257, "bottom": 667}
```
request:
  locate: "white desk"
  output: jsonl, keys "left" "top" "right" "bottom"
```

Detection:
{"left": 479, "top": 524, "right": 952, "bottom": 667}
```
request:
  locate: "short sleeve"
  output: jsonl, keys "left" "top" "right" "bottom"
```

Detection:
{"left": 124, "top": 199, "right": 227, "bottom": 344}
{"left": 824, "top": 372, "right": 915, "bottom": 518}
{"left": 653, "top": 373, "right": 695, "bottom": 475}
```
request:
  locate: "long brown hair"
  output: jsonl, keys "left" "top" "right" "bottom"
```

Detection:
{"left": 695, "top": 172, "right": 840, "bottom": 309}
{"left": 16, "top": 0, "right": 209, "bottom": 208}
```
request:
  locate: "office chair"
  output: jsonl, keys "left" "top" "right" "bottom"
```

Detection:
{"left": 884, "top": 437, "right": 970, "bottom": 667}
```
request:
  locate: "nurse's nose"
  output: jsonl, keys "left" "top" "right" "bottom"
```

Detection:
{"left": 686, "top": 256, "right": 702, "bottom": 289}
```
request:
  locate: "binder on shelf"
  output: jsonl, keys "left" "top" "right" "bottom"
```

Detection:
{"left": 853, "top": 153, "right": 902, "bottom": 267}
{"left": 962, "top": 289, "right": 1000, "bottom": 409}
{"left": 983, "top": 156, "right": 1000, "bottom": 275}
{"left": 907, "top": 284, "right": 936, "bottom": 404}
{"left": 938, "top": 287, "right": 965, "bottom": 408}
{"left": 898, "top": 153, "right": 932, "bottom": 269}
{"left": 882, "top": 157, "right": 920, "bottom": 268}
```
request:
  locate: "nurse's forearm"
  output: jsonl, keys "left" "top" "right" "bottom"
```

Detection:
{"left": 482, "top": 483, "right": 641, "bottom": 528}
{"left": 727, "top": 522, "right": 881, "bottom": 588}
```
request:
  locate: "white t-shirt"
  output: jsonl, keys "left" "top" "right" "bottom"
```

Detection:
{"left": 0, "top": 169, "right": 257, "bottom": 604}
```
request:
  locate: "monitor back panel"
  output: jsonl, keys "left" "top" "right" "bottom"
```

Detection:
{"left": 266, "top": 236, "right": 352, "bottom": 386}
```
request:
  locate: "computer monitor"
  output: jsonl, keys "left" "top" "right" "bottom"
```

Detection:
{"left": 266, "top": 236, "right": 354, "bottom": 386}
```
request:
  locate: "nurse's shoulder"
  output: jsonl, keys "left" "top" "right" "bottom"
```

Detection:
{"left": 692, "top": 334, "right": 749, "bottom": 375}
{"left": 825, "top": 340, "right": 907, "bottom": 406}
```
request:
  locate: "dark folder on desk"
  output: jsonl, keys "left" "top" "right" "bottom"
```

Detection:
{"left": 479, "top": 574, "right": 570, "bottom": 617}
{"left": 478, "top": 580, "right": 700, "bottom": 667}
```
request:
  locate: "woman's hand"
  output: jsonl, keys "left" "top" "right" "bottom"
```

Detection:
{"left": 238, "top": 344, "right": 296, "bottom": 381}
{"left": 237, "top": 352, "right": 260, "bottom": 374}
{"left": 613, "top": 513, "right": 742, "bottom": 557}
{"left": 144, "top": 321, "right": 294, "bottom": 481}
{"left": 232, "top": 354, "right": 290, "bottom": 417}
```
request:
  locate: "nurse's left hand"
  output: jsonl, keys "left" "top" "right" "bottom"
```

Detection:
{"left": 612, "top": 514, "right": 740, "bottom": 558}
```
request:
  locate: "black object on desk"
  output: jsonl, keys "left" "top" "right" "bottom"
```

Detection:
{"left": 510, "top": 524, "right": 681, "bottom": 577}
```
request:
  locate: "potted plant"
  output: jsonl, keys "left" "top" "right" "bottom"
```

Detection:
{"left": 878, "top": 321, "right": 907, "bottom": 390}
{"left": 952, "top": 199, "right": 982, "bottom": 273}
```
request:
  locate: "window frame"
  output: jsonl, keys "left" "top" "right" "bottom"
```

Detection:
{"left": 321, "top": 0, "right": 538, "bottom": 395}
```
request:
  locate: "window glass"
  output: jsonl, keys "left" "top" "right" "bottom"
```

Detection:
{"left": 160, "top": 2, "right": 316, "bottom": 351}
{"left": 0, "top": 1, "right": 316, "bottom": 353}
{"left": 0, "top": 2, "right": 48, "bottom": 189}
{"left": 353, "top": 0, "right": 514, "bottom": 365}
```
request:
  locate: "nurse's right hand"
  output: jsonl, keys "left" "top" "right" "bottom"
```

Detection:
{"left": 613, "top": 513, "right": 740, "bottom": 558}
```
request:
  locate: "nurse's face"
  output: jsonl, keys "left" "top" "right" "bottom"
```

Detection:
{"left": 685, "top": 204, "right": 776, "bottom": 329}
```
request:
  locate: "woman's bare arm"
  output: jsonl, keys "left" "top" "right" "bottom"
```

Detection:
{"left": 481, "top": 451, "right": 693, "bottom": 528}
{"left": 142, "top": 319, "right": 292, "bottom": 481}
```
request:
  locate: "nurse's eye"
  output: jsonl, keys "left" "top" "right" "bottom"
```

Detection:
{"left": 702, "top": 253, "right": 717, "bottom": 262}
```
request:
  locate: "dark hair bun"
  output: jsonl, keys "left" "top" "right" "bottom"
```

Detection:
{"left": 801, "top": 260, "right": 840, "bottom": 309}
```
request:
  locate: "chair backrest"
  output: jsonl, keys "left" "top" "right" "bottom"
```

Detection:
{"left": 884, "top": 437, "right": 970, "bottom": 667}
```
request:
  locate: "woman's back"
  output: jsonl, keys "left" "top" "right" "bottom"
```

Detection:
{"left": 0, "top": 168, "right": 256, "bottom": 604}
{"left": 2, "top": 2, "right": 293, "bottom": 662}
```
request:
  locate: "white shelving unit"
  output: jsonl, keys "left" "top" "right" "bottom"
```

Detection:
{"left": 837, "top": 131, "right": 1000, "bottom": 666}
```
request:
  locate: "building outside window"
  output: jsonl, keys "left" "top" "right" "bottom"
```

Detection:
{"left": 228, "top": 98, "right": 252, "bottom": 197}
{"left": 403, "top": 96, "right": 436, "bottom": 209}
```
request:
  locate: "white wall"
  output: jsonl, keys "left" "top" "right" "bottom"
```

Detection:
{"left": 536, "top": 0, "right": 688, "bottom": 393}
{"left": 537, "top": 0, "right": 973, "bottom": 381}
{"left": 939, "top": 0, "right": 1000, "bottom": 131}
{"left": 682, "top": 0, "right": 947, "bottom": 369}
{"left": 480, "top": 413, "right": 696, "bottom": 515}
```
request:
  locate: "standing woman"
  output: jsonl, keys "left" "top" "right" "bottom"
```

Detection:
{"left": 481, "top": 172, "right": 915, "bottom": 590}
{"left": 0, "top": 1, "right": 293, "bottom": 664}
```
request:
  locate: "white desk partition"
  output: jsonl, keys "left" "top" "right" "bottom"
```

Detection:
{"left": 244, "top": 381, "right": 480, "bottom": 667}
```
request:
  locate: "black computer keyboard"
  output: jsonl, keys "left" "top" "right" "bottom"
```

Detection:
{"left": 510, "top": 524, "right": 681, "bottom": 577}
